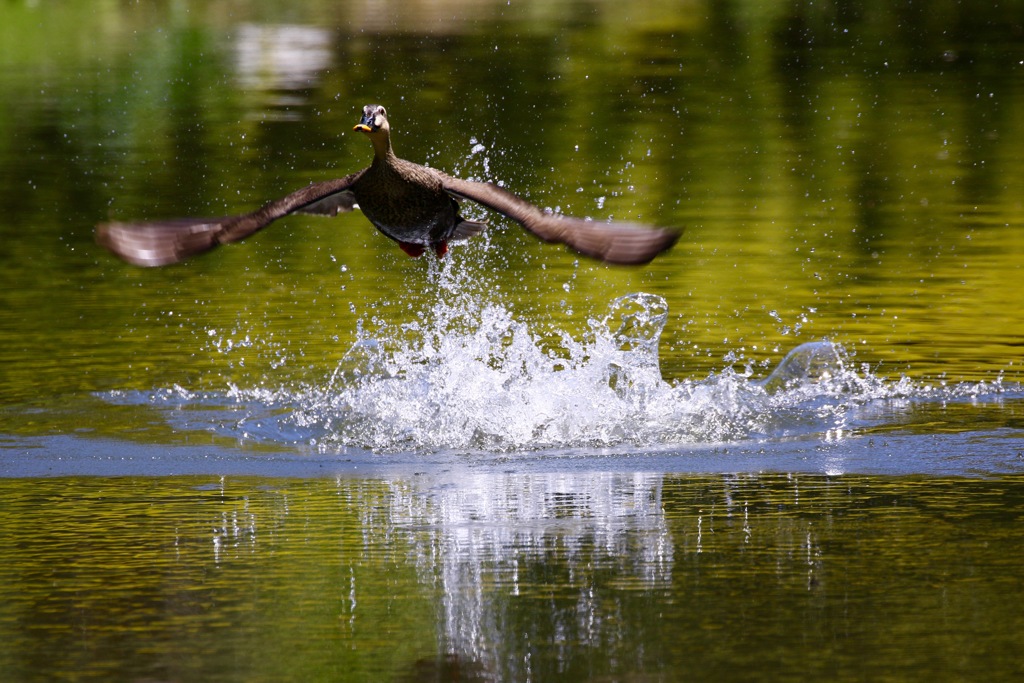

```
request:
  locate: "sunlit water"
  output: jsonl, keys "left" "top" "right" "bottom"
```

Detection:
{"left": 95, "top": 253, "right": 1020, "bottom": 473}
{"left": 3, "top": 472, "right": 1024, "bottom": 682}
{"left": 3, "top": 2, "right": 1024, "bottom": 682}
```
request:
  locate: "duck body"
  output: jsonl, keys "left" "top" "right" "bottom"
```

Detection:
{"left": 350, "top": 153, "right": 468, "bottom": 258}
{"left": 97, "top": 103, "right": 680, "bottom": 266}
{"left": 346, "top": 105, "right": 484, "bottom": 258}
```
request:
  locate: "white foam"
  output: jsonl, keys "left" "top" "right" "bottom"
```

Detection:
{"left": 254, "top": 259, "right": 903, "bottom": 453}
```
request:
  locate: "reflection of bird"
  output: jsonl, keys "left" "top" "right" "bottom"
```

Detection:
{"left": 97, "top": 104, "right": 681, "bottom": 266}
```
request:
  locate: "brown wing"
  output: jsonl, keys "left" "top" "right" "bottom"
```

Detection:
{"left": 297, "top": 189, "right": 359, "bottom": 216}
{"left": 439, "top": 173, "right": 681, "bottom": 265}
{"left": 96, "top": 171, "right": 366, "bottom": 267}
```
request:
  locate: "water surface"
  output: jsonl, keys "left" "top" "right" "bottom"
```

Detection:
{"left": 1, "top": 1, "right": 1023, "bottom": 680}
{"left": 3, "top": 473, "right": 1024, "bottom": 682}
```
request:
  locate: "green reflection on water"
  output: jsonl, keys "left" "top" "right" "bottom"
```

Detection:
{"left": 1, "top": 0, "right": 1023, "bottom": 414}
{"left": 1, "top": 3, "right": 1024, "bottom": 678}
{"left": 0, "top": 477, "right": 434, "bottom": 682}
{"left": 1, "top": 473, "right": 1022, "bottom": 681}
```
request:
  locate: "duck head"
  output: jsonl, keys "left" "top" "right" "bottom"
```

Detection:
{"left": 354, "top": 104, "right": 392, "bottom": 157}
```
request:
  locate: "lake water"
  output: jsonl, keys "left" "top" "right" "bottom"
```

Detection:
{"left": 1, "top": 1, "right": 1023, "bottom": 681}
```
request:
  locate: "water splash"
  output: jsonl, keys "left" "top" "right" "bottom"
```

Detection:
{"left": 136, "top": 252, "right": 1011, "bottom": 455}
{"left": 305, "top": 291, "right": 679, "bottom": 451}
{"left": 211, "top": 257, "right": 908, "bottom": 454}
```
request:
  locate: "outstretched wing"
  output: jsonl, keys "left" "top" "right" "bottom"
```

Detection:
{"left": 96, "top": 171, "right": 366, "bottom": 266}
{"left": 439, "top": 173, "right": 681, "bottom": 265}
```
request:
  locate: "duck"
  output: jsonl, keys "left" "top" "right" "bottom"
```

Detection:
{"left": 96, "top": 104, "right": 681, "bottom": 266}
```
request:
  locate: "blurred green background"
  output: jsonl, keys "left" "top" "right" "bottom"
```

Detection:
{"left": 2, "top": 4, "right": 1024, "bottom": 682}
{"left": 0, "top": 0, "right": 1022, "bottom": 402}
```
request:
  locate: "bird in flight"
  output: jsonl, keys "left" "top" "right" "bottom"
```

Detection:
{"left": 97, "top": 104, "right": 681, "bottom": 266}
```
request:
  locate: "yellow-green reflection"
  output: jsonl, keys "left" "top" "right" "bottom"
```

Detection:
{"left": 1, "top": 473, "right": 1022, "bottom": 681}
{"left": 1, "top": 0, "right": 1023, "bottom": 414}
{"left": 1, "top": 3, "right": 1022, "bottom": 681}
{"left": 0, "top": 477, "right": 435, "bottom": 681}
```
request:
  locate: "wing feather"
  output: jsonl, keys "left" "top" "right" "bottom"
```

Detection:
{"left": 439, "top": 173, "right": 680, "bottom": 265}
{"left": 96, "top": 171, "right": 366, "bottom": 266}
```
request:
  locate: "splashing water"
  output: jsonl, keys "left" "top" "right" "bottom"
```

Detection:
{"left": 126, "top": 249, "right": 1015, "bottom": 458}
{"left": 313, "top": 291, "right": 676, "bottom": 451}
{"left": 211, "top": 257, "right": 943, "bottom": 454}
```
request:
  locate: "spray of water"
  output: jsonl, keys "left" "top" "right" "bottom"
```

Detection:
{"left": 132, "top": 248, "right": 1011, "bottom": 456}
{"left": 211, "top": 254, "right": 923, "bottom": 454}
